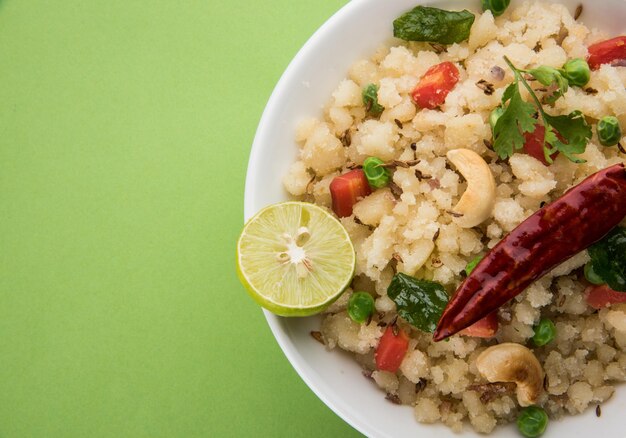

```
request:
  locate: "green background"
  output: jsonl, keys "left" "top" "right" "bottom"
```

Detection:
{"left": 0, "top": 0, "right": 361, "bottom": 436}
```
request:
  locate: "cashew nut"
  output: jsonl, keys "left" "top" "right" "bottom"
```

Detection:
{"left": 475, "top": 343, "right": 544, "bottom": 407}
{"left": 446, "top": 148, "right": 496, "bottom": 228}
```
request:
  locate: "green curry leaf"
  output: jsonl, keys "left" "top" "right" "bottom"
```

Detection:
{"left": 393, "top": 6, "right": 475, "bottom": 45}
{"left": 387, "top": 273, "right": 449, "bottom": 333}
{"left": 588, "top": 226, "right": 626, "bottom": 292}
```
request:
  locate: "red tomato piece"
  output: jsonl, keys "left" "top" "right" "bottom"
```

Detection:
{"left": 411, "top": 62, "right": 460, "bottom": 110}
{"left": 587, "top": 36, "right": 626, "bottom": 70}
{"left": 523, "top": 125, "right": 560, "bottom": 166}
{"left": 459, "top": 312, "right": 499, "bottom": 338}
{"left": 585, "top": 284, "right": 626, "bottom": 310}
{"left": 375, "top": 326, "right": 409, "bottom": 373}
{"left": 329, "top": 169, "right": 372, "bottom": 218}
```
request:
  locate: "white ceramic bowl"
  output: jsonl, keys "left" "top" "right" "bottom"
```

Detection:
{"left": 244, "top": 0, "right": 626, "bottom": 436}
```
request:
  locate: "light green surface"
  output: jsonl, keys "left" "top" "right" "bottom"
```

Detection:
{"left": 0, "top": 1, "right": 361, "bottom": 436}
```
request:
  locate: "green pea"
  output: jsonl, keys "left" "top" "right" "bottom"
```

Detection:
{"left": 347, "top": 292, "right": 375, "bottom": 324}
{"left": 465, "top": 255, "right": 483, "bottom": 275}
{"left": 597, "top": 116, "right": 622, "bottom": 146}
{"left": 481, "top": 0, "right": 511, "bottom": 17}
{"left": 363, "top": 157, "right": 391, "bottom": 189}
{"left": 561, "top": 58, "right": 590, "bottom": 87}
{"left": 489, "top": 107, "right": 504, "bottom": 133}
{"left": 584, "top": 262, "right": 605, "bottom": 285}
{"left": 517, "top": 406, "right": 548, "bottom": 438}
{"left": 532, "top": 319, "right": 556, "bottom": 347}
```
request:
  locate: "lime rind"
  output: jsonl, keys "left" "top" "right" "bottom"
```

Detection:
{"left": 237, "top": 202, "right": 356, "bottom": 316}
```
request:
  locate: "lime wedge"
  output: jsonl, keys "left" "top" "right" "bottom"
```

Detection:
{"left": 237, "top": 202, "right": 356, "bottom": 316}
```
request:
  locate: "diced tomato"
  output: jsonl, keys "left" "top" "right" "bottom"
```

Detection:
{"left": 411, "top": 62, "right": 460, "bottom": 110}
{"left": 523, "top": 125, "right": 560, "bottom": 166}
{"left": 329, "top": 169, "right": 372, "bottom": 218}
{"left": 587, "top": 36, "right": 626, "bottom": 70}
{"left": 459, "top": 312, "right": 499, "bottom": 338}
{"left": 584, "top": 284, "right": 626, "bottom": 310}
{"left": 375, "top": 326, "right": 409, "bottom": 373}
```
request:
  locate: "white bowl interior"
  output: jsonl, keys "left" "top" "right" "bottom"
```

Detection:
{"left": 244, "top": 0, "right": 626, "bottom": 436}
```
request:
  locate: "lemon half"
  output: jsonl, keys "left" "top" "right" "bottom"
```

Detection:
{"left": 236, "top": 202, "right": 356, "bottom": 316}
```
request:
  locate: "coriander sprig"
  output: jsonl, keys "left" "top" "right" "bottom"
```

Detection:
{"left": 492, "top": 56, "right": 592, "bottom": 164}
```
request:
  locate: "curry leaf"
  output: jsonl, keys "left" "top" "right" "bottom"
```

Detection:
{"left": 387, "top": 273, "right": 449, "bottom": 333}
{"left": 588, "top": 226, "right": 626, "bottom": 292}
{"left": 393, "top": 6, "right": 475, "bottom": 45}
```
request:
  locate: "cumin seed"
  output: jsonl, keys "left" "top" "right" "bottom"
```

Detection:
{"left": 340, "top": 130, "right": 352, "bottom": 147}
{"left": 388, "top": 182, "right": 403, "bottom": 199}
{"left": 416, "top": 379, "right": 426, "bottom": 393}
{"left": 391, "top": 323, "right": 399, "bottom": 337}
{"left": 476, "top": 79, "right": 495, "bottom": 95}
{"left": 618, "top": 142, "right": 626, "bottom": 154}
{"left": 310, "top": 331, "right": 324, "bottom": 345}
{"left": 390, "top": 315, "right": 398, "bottom": 327}
{"left": 596, "top": 404, "right": 601, "bottom": 417}
{"left": 394, "top": 119, "right": 403, "bottom": 129}
{"left": 385, "top": 393, "right": 401, "bottom": 404}
{"left": 305, "top": 175, "right": 316, "bottom": 194}
{"left": 574, "top": 4, "right": 583, "bottom": 20}
{"left": 414, "top": 169, "right": 431, "bottom": 180}
{"left": 429, "top": 43, "right": 446, "bottom": 54}
{"left": 432, "top": 229, "right": 440, "bottom": 242}
{"left": 585, "top": 87, "right": 598, "bottom": 95}
{"left": 447, "top": 210, "right": 464, "bottom": 218}
{"left": 380, "top": 159, "right": 420, "bottom": 168}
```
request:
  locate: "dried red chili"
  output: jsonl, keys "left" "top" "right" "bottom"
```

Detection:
{"left": 434, "top": 163, "right": 626, "bottom": 341}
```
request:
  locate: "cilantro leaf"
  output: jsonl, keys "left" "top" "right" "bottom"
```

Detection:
{"left": 493, "top": 81, "right": 538, "bottom": 159}
{"left": 543, "top": 111, "right": 591, "bottom": 162}
{"left": 494, "top": 56, "right": 591, "bottom": 164}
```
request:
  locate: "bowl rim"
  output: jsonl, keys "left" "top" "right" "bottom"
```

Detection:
{"left": 243, "top": 0, "right": 626, "bottom": 436}
{"left": 243, "top": 1, "right": 382, "bottom": 433}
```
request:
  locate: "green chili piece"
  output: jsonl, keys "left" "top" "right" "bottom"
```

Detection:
{"left": 362, "top": 157, "right": 391, "bottom": 189}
